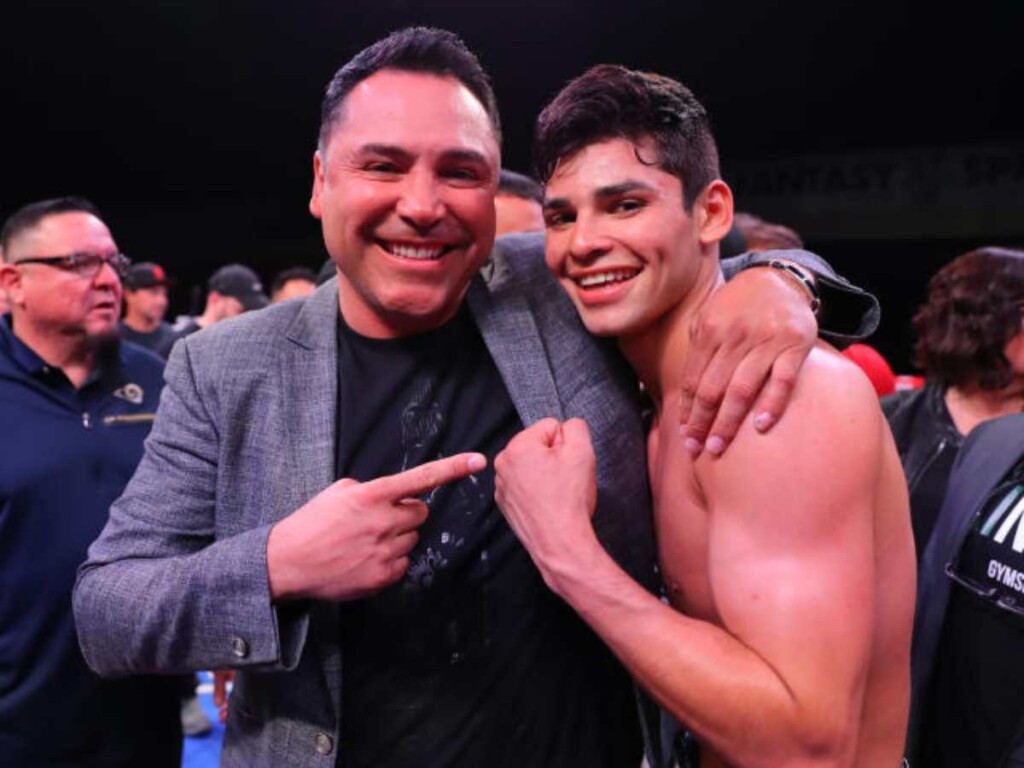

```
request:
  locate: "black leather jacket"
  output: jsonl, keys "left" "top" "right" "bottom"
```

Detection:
{"left": 882, "top": 380, "right": 964, "bottom": 557}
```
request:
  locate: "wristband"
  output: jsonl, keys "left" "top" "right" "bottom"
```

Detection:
{"left": 750, "top": 259, "right": 821, "bottom": 316}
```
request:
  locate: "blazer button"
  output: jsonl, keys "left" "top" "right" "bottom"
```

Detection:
{"left": 314, "top": 732, "right": 334, "bottom": 755}
{"left": 230, "top": 636, "right": 250, "bottom": 659}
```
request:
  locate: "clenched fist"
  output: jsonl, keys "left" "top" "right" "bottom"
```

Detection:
{"left": 494, "top": 419, "right": 600, "bottom": 591}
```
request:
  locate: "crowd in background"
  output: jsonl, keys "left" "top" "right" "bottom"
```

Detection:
{"left": 2, "top": 24, "right": 1024, "bottom": 768}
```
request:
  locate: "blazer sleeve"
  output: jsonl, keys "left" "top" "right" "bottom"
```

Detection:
{"left": 721, "top": 248, "right": 881, "bottom": 347}
{"left": 73, "top": 338, "right": 309, "bottom": 677}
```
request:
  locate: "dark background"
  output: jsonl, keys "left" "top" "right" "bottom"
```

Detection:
{"left": 2, "top": 0, "right": 1021, "bottom": 369}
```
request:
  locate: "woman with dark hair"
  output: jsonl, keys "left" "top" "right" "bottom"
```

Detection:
{"left": 884, "top": 246, "right": 1024, "bottom": 557}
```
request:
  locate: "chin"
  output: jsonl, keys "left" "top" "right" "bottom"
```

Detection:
{"left": 575, "top": 309, "right": 629, "bottom": 339}
{"left": 578, "top": 320, "right": 625, "bottom": 339}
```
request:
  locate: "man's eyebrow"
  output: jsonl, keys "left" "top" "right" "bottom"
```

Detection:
{"left": 438, "top": 148, "right": 490, "bottom": 165}
{"left": 355, "top": 143, "right": 412, "bottom": 160}
{"left": 354, "top": 145, "right": 490, "bottom": 167}
{"left": 593, "top": 180, "right": 656, "bottom": 199}
{"left": 544, "top": 180, "right": 656, "bottom": 211}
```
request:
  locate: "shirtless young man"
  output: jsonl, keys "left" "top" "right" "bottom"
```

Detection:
{"left": 494, "top": 65, "right": 916, "bottom": 768}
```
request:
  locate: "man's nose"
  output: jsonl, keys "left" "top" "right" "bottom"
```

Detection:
{"left": 568, "top": 211, "right": 612, "bottom": 261}
{"left": 396, "top": 170, "right": 445, "bottom": 229}
{"left": 93, "top": 258, "right": 123, "bottom": 290}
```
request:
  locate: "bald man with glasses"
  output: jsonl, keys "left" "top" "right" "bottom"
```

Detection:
{"left": 0, "top": 197, "right": 181, "bottom": 767}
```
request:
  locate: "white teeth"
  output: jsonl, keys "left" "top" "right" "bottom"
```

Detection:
{"left": 387, "top": 243, "right": 444, "bottom": 260}
{"left": 577, "top": 270, "right": 638, "bottom": 288}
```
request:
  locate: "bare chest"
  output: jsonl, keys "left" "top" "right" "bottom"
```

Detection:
{"left": 648, "top": 417, "right": 719, "bottom": 622}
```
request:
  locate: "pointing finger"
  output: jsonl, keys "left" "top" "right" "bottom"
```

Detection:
{"left": 366, "top": 452, "right": 487, "bottom": 502}
{"left": 391, "top": 499, "right": 429, "bottom": 533}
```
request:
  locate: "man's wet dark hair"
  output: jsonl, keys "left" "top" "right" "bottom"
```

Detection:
{"left": 913, "top": 246, "right": 1024, "bottom": 390}
{"left": 1, "top": 196, "right": 101, "bottom": 258}
{"left": 498, "top": 169, "right": 543, "bottom": 204}
{"left": 318, "top": 26, "right": 501, "bottom": 152}
{"left": 533, "top": 64, "right": 719, "bottom": 210}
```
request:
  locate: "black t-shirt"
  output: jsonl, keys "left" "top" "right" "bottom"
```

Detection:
{"left": 118, "top": 321, "right": 179, "bottom": 359}
{"left": 334, "top": 307, "right": 640, "bottom": 768}
{"left": 923, "top": 458, "right": 1024, "bottom": 768}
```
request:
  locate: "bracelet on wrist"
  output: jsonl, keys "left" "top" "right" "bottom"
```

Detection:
{"left": 750, "top": 259, "right": 821, "bottom": 316}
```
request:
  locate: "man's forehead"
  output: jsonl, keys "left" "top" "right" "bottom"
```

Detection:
{"left": 547, "top": 137, "right": 674, "bottom": 197}
{"left": 328, "top": 70, "right": 498, "bottom": 152}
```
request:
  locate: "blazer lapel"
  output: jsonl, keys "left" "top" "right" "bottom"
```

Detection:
{"left": 465, "top": 254, "right": 564, "bottom": 426}
{"left": 281, "top": 280, "right": 343, "bottom": 721}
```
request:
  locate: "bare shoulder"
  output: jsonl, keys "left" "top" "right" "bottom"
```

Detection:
{"left": 694, "top": 343, "right": 886, "bottom": 525}
{"left": 759, "top": 343, "right": 882, "bottom": 443}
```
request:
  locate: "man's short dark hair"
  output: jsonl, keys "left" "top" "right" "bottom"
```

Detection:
{"left": 271, "top": 266, "right": 318, "bottom": 297}
{"left": 318, "top": 27, "right": 501, "bottom": 152}
{"left": 1, "top": 196, "right": 102, "bottom": 259}
{"left": 533, "top": 65, "right": 719, "bottom": 210}
{"left": 913, "top": 246, "right": 1024, "bottom": 390}
{"left": 498, "top": 169, "right": 543, "bottom": 204}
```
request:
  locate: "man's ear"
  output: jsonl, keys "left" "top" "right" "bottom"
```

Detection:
{"left": 309, "top": 150, "right": 325, "bottom": 219}
{"left": 696, "top": 179, "right": 734, "bottom": 246}
{"left": 0, "top": 260, "right": 23, "bottom": 303}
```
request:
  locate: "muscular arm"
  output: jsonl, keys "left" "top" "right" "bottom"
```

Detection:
{"left": 495, "top": 351, "right": 883, "bottom": 768}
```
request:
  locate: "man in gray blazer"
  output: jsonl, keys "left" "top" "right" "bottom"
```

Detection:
{"left": 74, "top": 27, "right": 877, "bottom": 768}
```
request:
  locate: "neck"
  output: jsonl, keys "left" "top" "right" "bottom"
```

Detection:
{"left": 10, "top": 313, "right": 95, "bottom": 387}
{"left": 124, "top": 311, "right": 159, "bottom": 333}
{"left": 196, "top": 308, "right": 218, "bottom": 329}
{"left": 618, "top": 261, "right": 724, "bottom": 409}
{"left": 945, "top": 382, "right": 1024, "bottom": 435}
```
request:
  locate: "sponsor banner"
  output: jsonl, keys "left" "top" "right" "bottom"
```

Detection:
{"left": 728, "top": 143, "right": 1024, "bottom": 241}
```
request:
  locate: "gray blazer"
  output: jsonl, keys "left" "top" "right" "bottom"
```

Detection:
{"left": 74, "top": 232, "right": 875, "bottom": 767}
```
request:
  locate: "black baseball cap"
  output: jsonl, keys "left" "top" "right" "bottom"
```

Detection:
{"left": 124, "top": 262, "right": 174, "bottom": 290}
{"left": 208, "top": 264, "right": 269, "bottom": 311}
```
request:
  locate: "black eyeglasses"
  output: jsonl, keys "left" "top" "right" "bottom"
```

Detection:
{"left": 15, "top": 252, "right": 131, "bottom": 280}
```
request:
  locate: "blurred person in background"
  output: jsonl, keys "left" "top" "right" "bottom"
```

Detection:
{"left": 172, "top": 262, "right": 269, "bottom": 339}
{"left": 0, "top": 196, "right": 180, "bottom": 767}
{"left": 119, "top": 261, "right": 179, "bottom": 358}
{"left": 883, "top": 246, "right": 1024, "bottom": 558}
{"left": 732, "top": 210, "right": 804, "bottom": 251}
{"left": 270, "top": 265, "right": 317, "bottom": 303}
{"left": 494, "top": 168, "right": 544, "bottom": 236}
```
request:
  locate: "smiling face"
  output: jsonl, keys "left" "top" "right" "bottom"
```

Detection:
{"left": 543, "top": 137, "right": 732, "bottom": 340}
{"left": 2, "top": 211, "right": 122, "bottom": 342}
{"left": 309, "top": 69, "right": 500, "bottom": 338}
